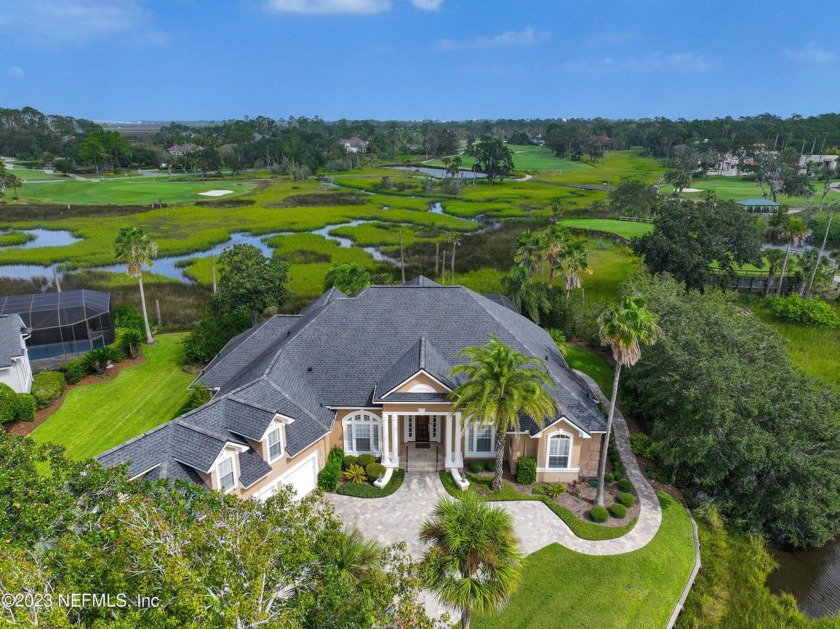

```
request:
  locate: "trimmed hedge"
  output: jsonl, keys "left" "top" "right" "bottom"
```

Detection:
{"left": 61, "top": 357, "right": 92, "bottom": 385}
{"left": 318, "top": 447, "right": 344, "bottom": 492}
{"left": 365, "top": 463, "right": 386, "bottom": 480}
{"left": 468, "top": 460, "right": 485, "bottom": 474}
{"left": 337, "top": 470, "right": 405, "bottom": 498}
{"left": 31, "top": 371, "right": 66, "bottom": 409}
{"left": 485, "top": 459, "right": 495, "bottom": 472}
{"left": 343, "top": 455, "right": 358, "bottom": 470}
{"left": 356, "top": 453, "right": 376, "bottom": 468}
{"left": 617, "top": 492, "right": 635, "bottom": 508}
{"left": 618, "top": 478, "right": 634, "bottom": 493}
{"left": 15, "top": 394, "right": 36, "bottom": 421}
{"left": 177, "top": 383, "right": 212, "bottom": 416}
{"left": 0, "top": 384, "right": 18, "bottom": 424}
{"left": 612, "top": 469, "right": 624, "bottom": 482}
{"left": 610, "top": 503, "right": 628, "bottom": 519}
{"left": 604, "top": 472, "right": 615, "bottom": 484}
{"left": 590, "top": 506, "right": 609, "bottom": 523}
{"left": 516, "top": 456, "right": 537, "bottom": 485}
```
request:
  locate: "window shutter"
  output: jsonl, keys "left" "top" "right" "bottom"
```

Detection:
{"left": 373, "top": 422, "right": 380, "bottom": 452}
{"left": 344, "top": 423, "right": 353, "bottom": 452}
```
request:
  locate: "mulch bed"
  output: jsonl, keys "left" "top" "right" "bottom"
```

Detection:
{"left": 3, "top": 354, "right": 146, "bottom": 438}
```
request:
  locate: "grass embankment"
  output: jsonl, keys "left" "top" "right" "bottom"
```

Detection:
{"left": 31, "top": 333, "right": 192, "bottom": 460}
{"left": 560, "top": 217, "right": 653, "bottom": 239}
{"left": 673, "top": 175, "right": 826, "bottom": 206}
{"left": 439, "top": 471, "right": 637, "bottom": 541}
{"left": 426, "top": 144, "right": 593, "bottom": 173}
{"left": 536, "top": 150, "right": 663, "bottom": 186}
{"left": 563, "top": 343, "right": 613, "bottom": 396}
{"left": 474, "top": 492, "right": 694, "bottom": 629}
{"left": 15, "top": 179, "right": 255, "bottom": 205}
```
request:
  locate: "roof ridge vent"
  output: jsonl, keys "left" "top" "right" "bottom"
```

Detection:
{"left": 419, "top": 336, "right": 426, "bottom": 370}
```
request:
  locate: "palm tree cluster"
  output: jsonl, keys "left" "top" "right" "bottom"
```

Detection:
{"left": 502, "top": 225, "right": 592, "bottom": 323}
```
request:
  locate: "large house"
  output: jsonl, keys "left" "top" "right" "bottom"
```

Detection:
{"left": 0, "top": 314, "right": 32, "bottom": 394}
{"left": 98, "top": 278, "right": 606, "bottom": 499}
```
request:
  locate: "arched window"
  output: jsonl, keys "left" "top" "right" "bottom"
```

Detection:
{"left": 408, "top": 383, "right": 436, "bottom": 393}
{"left": 547, "top": 432, "right": 572, "bottom": 469}
{"left": 343, "top": 411, "right": 381, "bottom": 455}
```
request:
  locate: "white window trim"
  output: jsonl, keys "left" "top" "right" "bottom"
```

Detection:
{"left": 465, "top": 423, "right": 496, "bottom": 457}
{"left": 267, "top": 426, "right": 283, "bottom": 463}
{"left": 545, "top": 430, "right": 574, "bottom": 471}
{"left": 343, "top": 411, "right": 382, "bottom": 456}
{"left": 217, "top": 456, "right": 236, "bottom": 493}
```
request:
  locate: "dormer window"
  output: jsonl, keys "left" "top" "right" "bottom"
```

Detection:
{"left": 218, "top": 456, "right": 235, "bottom": 492}
{"left": 268, "top": 427, "right": 283, "bottom": 462}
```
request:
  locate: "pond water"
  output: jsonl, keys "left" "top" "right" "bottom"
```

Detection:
{"left": 0, "top": 229, "right": 81, "bottom": 250}
{"left": 767, "top": 538, "right": 840, "bottom": 619}
{"left": 393, "top": 166, "right": 486, "bottom": 179}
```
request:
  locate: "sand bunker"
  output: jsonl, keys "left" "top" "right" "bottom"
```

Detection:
{"left": 682, "top": 187, "right": 702, "bottom": 193}
{"left": 198, "top": 190, "right": 234, "bottom": 197}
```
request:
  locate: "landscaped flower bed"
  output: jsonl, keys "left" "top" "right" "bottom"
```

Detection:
{"left": 334, "top": 453, "right": 405, "bottom": 498}
{"left": 337, "top": 469, "right": 405, "bottom": 498}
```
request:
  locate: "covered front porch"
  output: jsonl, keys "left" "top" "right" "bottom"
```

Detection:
{"left": 378, "top": 410, "right": 465, "bottom": 473}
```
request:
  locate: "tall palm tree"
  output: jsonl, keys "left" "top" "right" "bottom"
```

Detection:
{"left": 420, "top": 492, "right": 522, "bottom": 629}
{"left": 501, "top": 265, "right": 548, "bottom": 323}
{"left": 764, "top": 248, "right": 786, "bottom": 296}
{"left": 776, "top": 216, "right": 809, "bottom": 295}
{"left": 333, "top": 527, "right": 384, "bottom": 585}
{"left": 114, "top": 226, "right": 158, "bottom": 344}
{"left": 449, "top": 337, "right": 556, "bottom": 491}
{"left": 540, "top": 224, "right": 572, "bottom": 288}
{"left": 595, "top": 298, "right": 661, "bottom": 507}
{"left": 559, "top": 237, "right": 592, "bottom": 300}
{"left": 805, "top": 202, "right": 837, "bottom": 297}
{"left": 512, "top": 231, "right": 543, "bottom": 283}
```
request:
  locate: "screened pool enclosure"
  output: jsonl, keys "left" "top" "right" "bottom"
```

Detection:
{"left": 0, "top": 290, "right": 114, "bottom": 361}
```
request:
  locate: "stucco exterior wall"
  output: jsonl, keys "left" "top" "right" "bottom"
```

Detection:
{"left": 238, "top": 437, "right": 329, "bottom": 500}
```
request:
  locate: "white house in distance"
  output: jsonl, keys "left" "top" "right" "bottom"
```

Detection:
{"left": 0, "top": 314, "right": 32, "bottom": 394}
{"left": 338, "top": 137, "right": 369, "bottom": 154}
{"left": 799, "top": 154, "right": 838, "bottom": 173}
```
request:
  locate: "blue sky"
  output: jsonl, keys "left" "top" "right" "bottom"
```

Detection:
{"left": 0, "top": 0, "right": 838, "bottom": 122}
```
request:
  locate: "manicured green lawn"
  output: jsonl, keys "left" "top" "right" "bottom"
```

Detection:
{"left": 32, "top": 333, "right": 193, "bottom": 460}
{"left": 669, "top": 175, "right": 825, "bottom": 206}
{"left": 560, "top": 218, "right": 653, "bottom": 239}
{"left": 16, "top": 179, "right": 255, "bottom": 205}
{"left": 427, "top": 144, "right": 592, "bottom": 173}
{"left": 563, "top": 343, "right": 613, "bottom": 397}
{"left": 474, "top": 492, "right": 695, "bottom": 629}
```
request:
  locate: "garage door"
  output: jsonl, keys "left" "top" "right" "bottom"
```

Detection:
{"left": 279, "top": 452, "right": 318, "bottom": 499}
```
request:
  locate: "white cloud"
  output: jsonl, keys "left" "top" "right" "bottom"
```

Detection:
{"left": 557, "top": 52, "right": 716, "bottom": 73}
{"left": 265, "top": 0, "right": 391, "bottom": 14}
{"left": 784, "top": 42, "right": 838, "bottom": 64}
{"left": 7, "top": 66, "right": 24, "bottom": 77}
{"left": 412, "top": 0, "right": 443, "bottom": 10}
{"left": 436, "top": 26, "right": 548, "bottom": 51}
{"left": 0, "top": 1, "right": 166, "bottom": 48}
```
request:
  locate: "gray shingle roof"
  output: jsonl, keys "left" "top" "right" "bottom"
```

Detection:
{"left": 239, "top": 449, "right": 273, "bottom": 488}
{"left": 0, "top": 314, "right": 26, "bottom": 368}
{"left": 97, "top": 279, "right": 606, "bottom": 486}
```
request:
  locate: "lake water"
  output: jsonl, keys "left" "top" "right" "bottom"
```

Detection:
{"left": 767, "top": 538, "right": 840, "bottom": 619}
{"left": 393, "top": 166, "right": 486, "bottom": 179}
{"left": 0, "top": 229, "right": 80, "bottom": 250}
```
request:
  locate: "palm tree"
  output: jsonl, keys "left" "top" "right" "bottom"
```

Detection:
{"left": 323, "top": 261, "right": 371, "bottom": 294}
{"left": 114, "top": 226, "right": 158, "bottom": 344}
{"left": 540, "top": 224, "right": 572, "bottom": 288}
{"left": 512, "top": 231, "right": 543, "bottom": 283}
{"left": 764, "top": 248, "right": 786, "bottom": 296}
{"left": 805, "top": 203, "right": 837, "bottom": 297}
{"left": 559, "top": 237, "right": 592, "bottom": 300}
{"left": 449, "top": 337, "right": 556, "bottom": 491}
{"left": 776, "top": 216, "right": 809, "bottom": 295}
{"left": 595, "top": 298, "right": 661, "bottom": 507}
{"left": 501, "top": 266, "right": 548, "bottom": 323}
{"left": 333, "top": 527, "right": 384, "bottom": 585}
{"left": 420, "top": 492, "right": 522, "bottom": 629}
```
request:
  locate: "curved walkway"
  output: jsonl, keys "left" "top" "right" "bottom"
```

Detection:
{"left": 327, "top": 371, "right": 661, "bottom": 557}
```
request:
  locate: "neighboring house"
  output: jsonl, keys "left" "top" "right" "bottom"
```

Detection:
{"left": 338, "top": 137, "right": 369, "bottom": 154}
{"left": 0, "top": 290, "right": 114, "bottom": 364}
{"left": 0, "top": 314, "right": 32, "bottom": 393}
{"left": 737, "top": 198, "right": 781, "bottom": 214}
{"left": 98, "top": 278, "right": 606, "bottom": 499}
{"left": 166, "top": 143, "right": 198, "bottom": 156}
{"left": 799, "top": 154, "right": 838, "bottom": 173}
{"left": 711, "top": 154, "right": 742, "bottom": 176}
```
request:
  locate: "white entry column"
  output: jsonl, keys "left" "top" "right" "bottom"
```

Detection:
{"left": 381, "top": 414, "right": 391, "bottom": 466}
{"left": 444, "top": 413, "right": 454, "bottom": 469}
{"left": 453, "top": 412, "right": 463, "bottom": 468}
{"left": 390, "top": 413, "right": 400, "bottom": 467}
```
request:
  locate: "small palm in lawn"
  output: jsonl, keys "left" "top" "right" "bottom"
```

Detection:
{"left": 595, "top": 297, "right": 661, "bottom": 508}
{"left": 776, "top": 216, "right": 809, "bottom": 296}
{"left": 114, "top": 226, "right": 157, "bottom": 345}
{"left": 450, "top": 337, "right": 556, "bottom": 491}
{"left": 420, "top": 492, "right": 522, "bottom": 629}
{"left": 334, "top": 527, "right": 384, "bottom": 585}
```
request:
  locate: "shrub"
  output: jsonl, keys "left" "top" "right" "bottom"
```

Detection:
{"left": 356, "top": 453, "right": 376, "bottom": 468}
{"left": 344, "top": 464, "right": 368, "bottom": 484}
{"left": 317, "top": 447, "right": 344, "bottom": 491}
{"left": 604, "top": 472, "right": 615, "bottom": 484}
{"left": 117, "top": 328, "right": 144, "bottom": 358}
{"left": 618, "top": 478, "right": 634, "bottom": 492}
{"left": 545, "top": 482, "right": 567, "bottom": 498}
{"left": 84, "top": 347, "right": 120, "bottom": 374}
{"left": 516, "top": 456, "right": 537, "bottom": 485}
{"left": 0, "top": 384, "right": 16, "bottom": 424}
{"left": 182, "top": 309, "right": 251, "bottom": 364}
{"left": 177, "top": 383, "right": 212, "bottom": 416}
{"left": 468, "top": 460, "right": 485, "bottom": 474}
{"left": 114, "top": 305, "right": 145, "bottom": 331}
{"left": 61, "top": 357, "right": 92, "bottom": 385}
{"left": 485, "top": 459, "right": 495, "bottom": 472}
{"left": 630, "top": 433, "right": 656, "bottom": 459}
{"left": 327, "top": 447, "right": 345, "bottom": 466}
{"left": 617, "top": 492, "right": 635, "bottom": 507}
{"left": 343, "top": 455, "right": 358, "bottom": 470}
{"left": 366, "top": 463, "right": 386, "bottom": 480}
{"left": 14, "top": 394, "right": 36, "bottom": 422}
{"left": 609, "top": 503, "right": 628, "bottom": 519}
{"left": 612, "top": 469, "right": 624, "bottom": 482}
{"left": 31, "top": 371, "right": 66, "bottom": 409}
{"left": 532, "top": 484, "right": 546, "bottom": 496}
{"left": 768, "top": 294, "right": 840, "bottom": 328}
{"left": 589, "top": 506, "right": 609, "bottom": 523}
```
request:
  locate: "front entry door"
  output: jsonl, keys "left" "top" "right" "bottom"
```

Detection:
{"left": 415, "top": 416, "right": 430, "bottom": 442}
